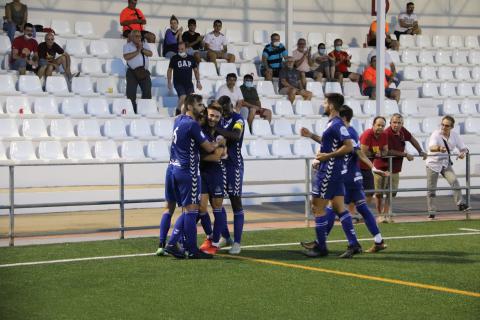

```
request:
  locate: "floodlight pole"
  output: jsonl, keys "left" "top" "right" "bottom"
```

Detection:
{"left": 376, "top": 0, "right": 386, "bottom": 116}
{"left": 119, "top": 163, "right": 125, "bottom": 239}
{"left": 8, "top": 165, "right": 15, "bottom": 247}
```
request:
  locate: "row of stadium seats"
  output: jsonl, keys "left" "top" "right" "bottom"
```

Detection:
{"left": 401, "top": 65, "right": 480, "bottom": 81}
{"left": 397, "top": 49, "right": 479, "bottom": 65}
{"left": 399, "top": 34, "right": 480, "bottom": 50}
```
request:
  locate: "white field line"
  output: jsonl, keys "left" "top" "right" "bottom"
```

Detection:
{"left": 0, "top": 231, "right": 479, "bottom": 269}
{"left": 458, "top": 228, "right": 480, "bottom": 232}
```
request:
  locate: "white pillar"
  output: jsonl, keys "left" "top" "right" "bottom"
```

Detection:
{"left": 286, "top": 0, "right": 293, "bottom": 53}
{"left": 376, "top": 0, "right": 386, "bottom": 116}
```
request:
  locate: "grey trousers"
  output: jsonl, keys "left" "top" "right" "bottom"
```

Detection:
{"left": 426, "top": 165, "right": 464, "bottom": 213}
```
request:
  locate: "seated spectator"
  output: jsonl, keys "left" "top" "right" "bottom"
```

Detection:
{"left": 292, "top": 38, "right": 315, "bottom": 79}
{"left": 367, "top": 18, "right": 399, "bottom": 50}
{"left": 394, "top": 2, "right": 421, "bottom": 41}
{"left": 10, "top": 22, "right": 38, "bottom": 75}
{"left": 367, "top": 49, "right": 399, "bottom": 87}
{"left": 239, "top": 74, "right": 273, "bottom": 130}
{"left": 261, "top": 33, "right": 288, "bottom": 81}
{"left": 215, "top": 73, "right": 244, "bottom": 113}
{"left": 182, "top": 18, "right": 203, "bottom": 64}
{"left": 202, "top": 20, "right": 235, "bottom": 68}
{"left": 37, "top": 32, "right": 77, "bottom": 81}
{"left": 120, "top": 0, "right": 156, "bottom": 43}
{"left": 163, "top": 15, "right": 182, "bottom": 58}
{"left": 362, "top": 55, "right": 400, "bottom": 102}
{"left": 123, "top": 30, "right": 153, "bottom": 113}
{"left": 311, "top": 43, "right": 335, "bottom": 82}
{"left": 328, "top": 38, "right": 361, "bottom": 85}
{"left": 3, "top": 0, "right": 29, "bottom": 43}
{"left": 278, "top": 57, "right": 312, "bottom": 104}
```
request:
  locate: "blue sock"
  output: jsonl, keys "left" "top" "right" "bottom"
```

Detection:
{"left": 221, "top": 207, "right": 231, "bottom": 239}
{"left": 183, "top": 210, "right": 199, "bottom": 252}
{"left": 325, "top": 207, "right": 336, "bottom": 236}
{"left": 356, "top": 201, "right": 380, "bottom": 239}
{"left": 233, "top": 210, "right": 244, "bottom": 243}
{"left": 212, "top": 208, "right": 224, "bottom": 243}
{"left": 199, "top": 212, "right": 213, "bottom": 237}
{"left": 167, "top": 213, "right": 185, "bottom": 246}
{"left": 314, "top": 215, "right": 328, "bottom": 250}
{"left": 159, "top": 211, "right": 172, "bottom": 243}
{"left": 337, "top": 210, "right": 359, "bottom": 246}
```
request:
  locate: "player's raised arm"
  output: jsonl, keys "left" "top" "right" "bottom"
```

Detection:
{"left": 300, "top": 127, "right": 322, "bottom": 144}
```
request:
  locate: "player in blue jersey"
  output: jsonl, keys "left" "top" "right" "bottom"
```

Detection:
{"left": 163, "top": 94, "right": 224, "bottom": 259}
{"left": 300, "top": 93, "right": 362, "bottom": 258}
{"left": 214, "top": 95, "right": 245, "bottom": 254}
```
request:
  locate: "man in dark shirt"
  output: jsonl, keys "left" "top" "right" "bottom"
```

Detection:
{"left": 37, "top": 32, "right": 76, "bottom": 80}
{"left": 182, "top": 18, "right": 203, "bottom": 64}
{"left": 167, "top": 42, "right": 202, "bottom": 115}
{"left": 278, "top": 57, "right": 312, "bottom": 104}
{"left": 239, "top": 74, "right": 272, "bottom": 130}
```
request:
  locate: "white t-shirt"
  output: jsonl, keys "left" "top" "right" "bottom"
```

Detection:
{"left": 123, "top": 41, "right": 151, "bottom": 69}
{"left": 204, "top": 31, "right": 227, "bottom": 51}
{"left": 395, "top": 12, "right": 418, "bottom": 32}
{"left": 426, "top": 129, "right": 467, "bottom": 173}
{"left": 216, "top": 84, "right": 243, "bottom": 105}
{"left": 367, "top": 49, "right": 393, "bottom": 70}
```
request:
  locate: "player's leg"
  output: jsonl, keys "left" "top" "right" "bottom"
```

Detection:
{"left": 330, "top": 195, "right": 362, "bottom": 258}
{"left": 426, "top": 167, "right": 439, "bottom": 219}
{"left": 202, "top": 196, "right": 224, "bottom": 255}
{"left": 225, "top": 164, "right": 244, "bottom": 254}
{"left": 198, "top": 173, "right": 213, "bottom": 248}
{"left": 442, "top": 166, "right": 467, "bottom": 210}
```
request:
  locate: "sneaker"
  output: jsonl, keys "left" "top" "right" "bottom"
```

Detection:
{"left": 367, "top": 241, "right": 387, "bottom": 253}
{"left": 339, "top": 243, "right": 362, "bottom": 258}
{"left": 302, "top": 242, "right": 329, "bottom": 258}
{"left": 201, "top": 244, "right": 219, "bottom": 255}
{"left": 155, "top": 241, "right": 167, "bottom": 256}
{"left": 300, "top": 240, "right": 317, "bottom": 250}
{"left": 458, "top": 204, "right": 471, "bottom": 212}
{"left": 229, "top": 242, "right": 242, "bottom": 255}
{"left": 164, "top": 244, "right": 186, "bottom": 259}
{"left": 187, "top": 250, "right": 213, "bottom": 259}
{"left": 199, "top": 238, "right": 212, "bottom": 251}
{"left": 428, "top": 214, "right": 436, "bottom": 220}
{"left": 218, "top": 237, "right": 234, "bottom": 248}
{"left": 377, "top": 215, "right": 387, "bottom": 223}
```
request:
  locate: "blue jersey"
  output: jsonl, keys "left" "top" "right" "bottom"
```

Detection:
{"left": 200, "top": 125, "right": 222, "bottom": 172}
{"left": 171, "top": 114, "right": 207, "bottom": 169}
{"left": 343, "top": 126, "right": 362, "bottom": 184}
{"left": 220, "top": 113, "right": 244, "bottom": 168}
{"left": 318, "top": 116, "right": 351, "bottom": 180}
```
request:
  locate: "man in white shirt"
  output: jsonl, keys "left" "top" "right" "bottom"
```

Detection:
{"left": 394, "top": 2, "right": 421, "bottom": 41}
{"left": 216, "top": 73, "right": 247, "bottom": 118}
{"left": 425, "top": 115, "right": 469, "bottom": 219}
{"left": 203, "top": 19, "right": 235, "bottom": 67}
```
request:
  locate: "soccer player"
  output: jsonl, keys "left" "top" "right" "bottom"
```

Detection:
{"left": 215, "top": 96, "right": 245, "bottom": 254}
{"left": 163, "top": 94, "right": 223, "bottom": 259}
{"left": 300, "top": 93, "right": 361, "bottom": 258}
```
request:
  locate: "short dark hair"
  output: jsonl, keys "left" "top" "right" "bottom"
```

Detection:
{"left": 218, "top": 95, "right": 232, "bottom": 110}
{"left": 226, "top": 73, "right": 237, "bottom": 80}
{"left": 170, "top": 15, "right": 178, "bottom": 23}
{"left": 373, "top": 116, "right": 387, "bottom": 126}
{"left": 188, "top": 18, "right": 196, "bottom": 25}
{"left": 297, "top": 38, "right": 306, "bottom": 43}
{"left": 317, "top": 43, "right": 326, "bottom": 49}
{"left": 184, "top": 94, "right": 203, "bottom": 110}
{"left": 24, "top": 23, "right": 34, "bottom": 30}
{"left": 243, "top": 74, "right": 253, "bottom": 81}
{"left": 207, "top": 101, "right": 223, "bottom": 114}
{"left": 334, "top": 38, "right": 342, "bottom": 44}
{"left": 407, "top": 2, "right": 414, "bottom": 6}
{"left": 214, "top": 19, "right": 222, "bottom": 25}
{"left": 442, "top": 115, "right": 455, "bottom": 127}
{"left": 325, "top": 93, "right": 344, "bottom": 111}
{"left": 339, "top": 105, "right": 353, "bottom": 122}
{"left": 271, "top": 33, "right": 280, "bottom": 40}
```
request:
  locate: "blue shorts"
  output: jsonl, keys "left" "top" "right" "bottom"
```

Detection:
{"left": 344, "top": 178, "right": 365, "bottom": 204}
{"left": 312, "top": 170, "right": 345, "bottom": 200}
{"left": 164, "top": 164, "right": 176, "bottom": 203}
{"left": 201, "top": 163, "right": 226, "bottom": 198}
{"left": 225, "top": 163, "right": 243, "bottom": 197}
{"left": 172, "top": 166, "right": 201, "bottom": 207}
{"left": 174, "top": 82, "right": 194, "bottom": 97}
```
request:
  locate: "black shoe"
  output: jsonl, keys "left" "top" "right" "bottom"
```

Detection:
{"left": 428, "top": 214, "right": 436, "bottom": 220}
{"left": 302, "top": 242, "right": 329, "bottom": 258}
{"left": 458, "top": 204, "right": 470, "bottom": 212}
{"left": 339, "top": 243, "right": 362, "bottom": 259}
{"left": 300, "top": 240, "right": 318, "bottom": 250}
{"left": 164, "top": 244, "right": 186, "bottom": 259}
{"left": 187, "top": 250, "right": 213, "bottom": 259}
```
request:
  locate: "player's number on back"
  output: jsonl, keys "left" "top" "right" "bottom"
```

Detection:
{"left": 172, "top": 127, "right": 179, "bottom": 145}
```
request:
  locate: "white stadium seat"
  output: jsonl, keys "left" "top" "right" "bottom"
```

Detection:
{"left": 403, "top": 66, "right": 420, "bottom": 80}
{"left": 0, "top": 119, "right": 20, "bottom": 138}
{"left": 0, "top": 142, "right": 7, "bottom": 161}
{"left": 293, "top": 139, "right": 314, "bottom": 157}
{"left": 314, "top": 118, "right": 329, "bottom": 135}
{"left": 33, "top": 97, "right": 59, "bottom": 115}
{"left": 225, "top": 29, "right": 243, "bottom": 43}
{"left": 274, "top": 100, "right": 295, "bottom": 117}
{"left": 77, "top": 119, "right": 102, "bottom": 138}
{"left": 39, "top": 140, "right": 65, "bottom": 160}
{"left": 6, "top": 96, "right": 31, "bottom": 114}
{"left": 46, "top": 76, "right": 70, "bottom": 95}
{"left": 417, "top": 50, "right": 434, "bottom": 65}
{"left": 9, "top": 141, "right": 37, "bottom": 161}
{"left": 219, "top": 63, "right": 238, "bottom": 77}
{"left": 22, "top": 119, "right": 48, "bottom": 138}
{"left": 199, "top": 62, "right": 220, "bottom": 79}
{"left": 475, "top": 83, "right": 480, "bottom": 96}
{"left": 294, "top": 118, "right": 314, "bottom": 135}
{"left": 422, "top": 117, "right": 442, "bottom": 134}
{"left": 153, "top": 119, "right": 174, "bottom": 138}
{"left": 435, "top": 50, "right": 451, "bottom": 64}
{"left": 272, "top": 118, "right": 294, "bottom": 137}
{"left": 324, "top": 82, "right": 342, "bottom": 95}
{"left": 18, "top": 75, "right": 43, "bottom": 94}
{"left": 384, "top": 100, "right": 400, "bottom": 115}
{"left": 253, "top": 30, "right": 268, "bottom": 44}
{"left": 106, "top": 58, "right": 126, "bottom": 77}
{"left": 271, "top": 140, "right": 293, "bottom": 157}
{"left": 137, "top": 99, "right": 158, "bottom": 116}
{"left": 94, "top": 140, "right": 119, "bottom": 160}
{"left": 437, "top": 66, "right": 454, "bottom": 81}
{"left": 81, "top": 57, "right": 104, "bottom": 75}
{"left": 415, "top": 35, "right": 432, "bottom": 48}
{"left": 129, "top": 119, "right": 152, "bottom": 138}
{"left": 451, "top": 50, "right": 468, "bottom": 65}
{"left": 465, "top": 36, "right": 480, "bottom": 49}
{"left": 399, "top": 34, "right": 415, "bottom": 48}
{"left": 248, "top": 139, "right": 272, "bottom": 158}
{"left": 307, "top": 32, "right": 324, "bottom": 47}
{"left": 61, "top": 97, "right": 86, "bottom": 116}
{"left": 239, "top": 63, "right": 260, "bottom": 79}
{"left": 49, "top": 119, "right": 76, "bottom": 138}
{"left": 448, "top": 35, "right": 463, "bottom": 48}
{"left": 112, "top": 98, "right": 135, "bottom": 116}
{"left": 420, "top": 66, "right": 436, "bottom": 80}
{"left": 403, "top": 118, "right": 422, "bottom": 135}
{"left": 362, "top": 100, "right": 377, "bottom": 116}
{"left": 96, "top": 77, "right": 121, "bottom": 96}
{"left": 67, "top": 141, "right": 93, "bottom": 160}
{"left": 242, "top": 45, "right": 261, "bottom": 62}
{"left": 0, "top": 35, "right": 11, "bottom": 54}
{"left": 457, "top": 83, "right": 474, "bottom": 97}
{"left": 421, "top": 82, "right": 439, "bottom": 98}
{"left": 344, "top": 99, "right": 364, "bottom": 117}
{"left": 72, "top": 76, "right": 96, "bottom": 96}
{"left": 306, "top": 82, "right": 324, "bottom": 98}
{"left": 439, "top": 82, "right": 457, "bottom": 97}
{"left": 464, "top": 118, "right": 479, "bottom": 134}
{"left": 89, "top": 40, "right": 112, "bottom": 58}
{"left": 401, "top": 49, "right": 418, "bottom": 64}
{"left": 469, "top": 51, "right": 480, "bottom": 65}
{"left": 154, "top": 60, "right": 169, "bottom": 77}
{"left": 147, "top": 140, "right": 170, "bottom": 161}
{"left": 400, "top": 99, "right": 419, "bottom": 116}
{"left": 103, "top": 119, "right": 128, "bottom": 139}
{"left": 294, "top": 100, "right": 314, "bottom": 116}
{"left": 121, "top": 140, "right": 146, "bottom": 160}
{"left": 472, "top": 67, "right": 480, "bottom": 81}
{"left": 442, "top": 99, "right": 460, "bottom": 115}
{"left": 51, "top": 19, "right": 73, "bottom": 36}
{"left": 256, "top": 81, "right": 277, "bottom": 97}
{"left": 65, "top": 38, "right": 87, "bottom": 57}
{"left": 460, "top": 99, "right": 478, "bottom": 115}
{"left": 432, "top": 35, "right": 448, "bottom": 48}
{"left": 74, "top": 21, "right": 95, "bottom": 37}
{"left": 252, "top": 119, "right": 274, "bottom": 137}
{"left": 0, "top": 74, "right": 19, "bottom": 95}
{"left": 87, "top": 97, "right": 110, "bottom": 116}
{"left": 455, "top": 66, "right": 471, "bottom": 80}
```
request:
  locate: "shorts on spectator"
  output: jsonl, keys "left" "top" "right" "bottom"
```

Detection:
{"left": 174, "top": 82, "right": 195, "bottom": 97}
{"left": 342, "top": 71, "right": 352, "bottom": 78}
{"left": 186, "top": 48, "right": 200, "bottom": 56}
{"left": 201, "top": 50, "right": 229, "bottom": 60}
{"left": 255, "top": 108, "right": 270, "bottom": 117}
{"left": 304, "top": 70, "right": 316, "bottom": 78}
{"left": 363, "top": 87, "right": 396, "bottom": 98}
{"left": 374, "top": 172, "right": 399, "bottom": 197}
{"left": 361, "top": 169, "right": 374, "bottom": 197}
{"left": 279, "top": 87, "right": 292, "bottom": 95}
{"left": 11, "top": 58, "right": 35, "bottom": 72}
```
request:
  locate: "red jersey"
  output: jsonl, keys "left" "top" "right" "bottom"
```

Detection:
{"left": 328, "top": 50, "right": 349, "bottom": 73}
{"left": 120, "top": 7, "right": 145, "bottom": 32}
{"left": 385, "top": 126, "right": 413, "bottom": 173}
{"left": 11, "top": 36, "right": 38, "bottom": 63}
{"left": 359, "top": 128, "right": 388, "bottom": 170}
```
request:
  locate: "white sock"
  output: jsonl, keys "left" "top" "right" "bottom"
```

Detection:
{"left": 374, "top": 233, "right": 383, "bottom": 243}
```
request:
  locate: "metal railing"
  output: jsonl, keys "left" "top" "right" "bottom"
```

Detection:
{"left": 1, "top": 153, "right": 478, "bottom": 246}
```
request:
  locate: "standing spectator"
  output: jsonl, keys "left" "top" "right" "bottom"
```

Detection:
{"left": 163, "top": 15, "right": 182, "bottom": 58}
{"left": 292, "top": 38, "right": 315, "bottom": 79}
{"left": 328, "top": 39, "right": 361, "bottom": 85}
{"left": 260, "top": 33, "right": 288, "bottom": 81}
{"left": 425, "top": 116, "right": 470, "bottom": 219}
{"left": 360, "top": 116, "right": 389, "bottom": 219}
{"left": 37, "top": 32, "right": 77, "bottom": 81}
{"left": 123, "top": 30, "right": 152, "bottom": 113}
{"left": 362, "top": 55, "right": 401, "bottom": 103}
{"left": 311, "top": 43, "right": 335, "bottom": 82}
{"left": 168, "top": 42, "right": 202, "bottom": 115}
{"left": 239, "top": 74, "right": 272, "bottom": 130}
{"left": 182, "top": 18, "right": 203, "bottom": 64}
{"left": 367, "top": 18, "right": 399, "bottom": 50}
{"left": 278, "top": 57, "right": 313, "bottom": 104}
{"left": 120, "top": 0, "right": 156, "bottom": 43}
{"left": 394, "top": 2, "right": 421, "bottom": 41}
{"left": 382, "top": 113, "right": 426, "bottom": 221}
{"left": 10, "top": 23, "right": 38, "bottom": 75}
{"left": 202, "top": 20, "right": 235, "bottom": 68}
{"left": 215, "top": 73, "right": 244, "bottom": 113}
{"left": 3, "top": 0, "right": 28, "bottom": 43}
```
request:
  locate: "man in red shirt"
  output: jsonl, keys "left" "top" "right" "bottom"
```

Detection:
{"left": 360, "top": 116, "right": 389, "bottom": 220}
{"left": 362, "top": 55, "right": 401, "bottom": 102}
{"left": 10, "top": 22, "right": 38, "bottom": 75}
{"left": 328, "top": 38, "right": 361, "bottom": 85}
{"left": 119, "top": 0, "right": 155, "bottom": 43}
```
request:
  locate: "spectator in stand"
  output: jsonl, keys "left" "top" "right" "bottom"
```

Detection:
{"left": 278, "top": 57, "right": 313, "bottom": 104}
{"left": 215, "top": 73, "right": 244, "bottom": 114}
{"left": 381, "top": 113, "right": 426, "bottom": 222}
{"left": 425, "top": 116, "right": 470, "bottom": 220}
{"left": 394, "top": 2, "right": 421, "bottom": 41}
{"left": 362, "top": 55, "right": 401, "bottom": 103}
{"left": 311, "top": 43, "right": 335, "bottom": 82}
{"left": 239, "top": 74, "right": 273, "bottom": 130}
{"left": 37, "top": 32, "right": 77, "bottom": 81}
{"left": 367, "top": 49, "right": 399, "bottom": 87}
{"left": 10, "top": 22, "right": 38, "bottom": 75}
{"left": 123, "top": 30, "right": 152, "bottom": 113}
{"left": 203, "top": 20, "right": 235, "bottom": 67}
{"left": 360, "top": 116, "right": 389, "bottom": 219}
{"left": 167, "top": 42, "right": 202, "bottom": 115}
{"left": 261, "top": 33, "right": 288, "bottom": 81}
{"left": 182, "top": 18, "right": 203, "bottom": 64}
{"left": 292, "top": 38, "right": 315, "bottom": 79}
{"left": 3, "top": 0, "right": 29, "bottom": 43}
{"left": 163, "top": 15, "right": 182, "bottom": 58}
{"left": 367, "top": 18, "right": 399, "bottom": 50}
{"left": 328, "top": 39, "right": 361, "bottom": 85}
{"left": 120, "top": 0, "right": 156, "bottom": 43}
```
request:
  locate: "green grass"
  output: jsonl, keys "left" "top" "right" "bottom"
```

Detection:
{"left": 0, "top": 220, "right": 479, "bottom": 320}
